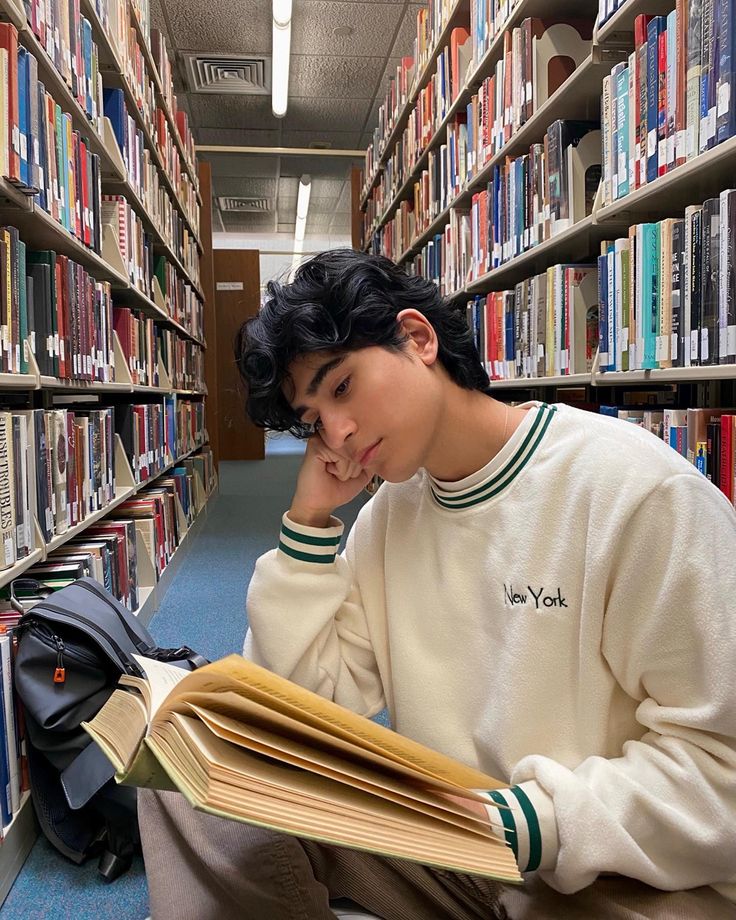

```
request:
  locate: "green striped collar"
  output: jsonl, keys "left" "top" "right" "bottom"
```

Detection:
{"left": 429, "top": 403, "right": 557, "bottom": 511}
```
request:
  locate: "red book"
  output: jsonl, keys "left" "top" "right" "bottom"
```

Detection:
{"left": 674, "top": 0, "right": 686, "bottom": 166}
{"left": 720, "top": 415, "right": 734, "bottom": 502}
{"left": 657, "top": 27, "right": 668, "bottom": 177}
{"left": 450, "top": 27, "right": 470, "bottom": 102}
{"left": 0, "top": 24, "right": 21, "bottom": 182}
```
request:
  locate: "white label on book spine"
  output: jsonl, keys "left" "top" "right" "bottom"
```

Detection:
{"left": 15, "top": 525, "right": 23, "bottom": 549}
{"left": 701, "top": 328, "right": 709, "bottom": 361}
{"left": 691, "top": 330, "right": 699, "bottom": 359}
{"left": 718, "top": 84, "right": 731, "bottom": 117}
{"left": 647, "top": 130, "right": 656, "bottom": 157}
{"left": 672, "top": 333, "right": 678, "bottom": 358}
{"left": 51, "top": 493, "right": 56, "bottom": 515}
{"left": 687, "top": 126, "right": 696, "bottom": 159}
{"left": 707, "top": 108, "right": 717, "bottom": 140}
{"left": 4, "top": 538, "right": 13, "bottom": 567}
{"left": 12, "top": 125, "right": 19, "bottom": 154}
{"left": 46, "top": 508, "right": 53, "bottom": 533}
{"left": 667, "top": 136, "right": 674, "bottom": 164}
{"left": 20, "top": 135, "right": 27, "bottom": 161}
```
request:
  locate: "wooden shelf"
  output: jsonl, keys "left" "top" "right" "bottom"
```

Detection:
{"left": 465, "top": 213, "right": 627, "bottom": 292}
{"left": 0, "top": 793, "right": 35, "bottom": 906}
{"left": 78, "top": 0, "right": 202, "bottom": 249}
{"left": 594, "top": 365, "right": 736, "bottom": 385}
{"left": 595, "top": 135, "right": 736, "bottom": 224}
{"left": 595, "top": 0, "right": 675, "bottom": 45}
{"left": 128, "top": 2, "right": 201, "bottom": 201}
{"left": 4, "top": 3, "right": 126, "bottom": 183}
{"left": 375, "top": 0, "right": 470, "bottom": 171}
{"left": 489, "top": 374, "right": 593, "bottom": 388}
{"left": 368, "top": 44, "right": 620, "bottom": 253}
{"left": 0, "top": 549, "right": 45, "bottom": 592}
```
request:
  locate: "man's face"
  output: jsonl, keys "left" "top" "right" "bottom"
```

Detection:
{"left": 286, "top": 343, "right": 443, "bottom": 483}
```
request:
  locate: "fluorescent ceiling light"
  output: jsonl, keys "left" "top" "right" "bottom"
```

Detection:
{"left": 272, "top": 0, "right": 292, "bottom": 117}
{"left": 294, "top": 174, "right": 311, "bottom": 243}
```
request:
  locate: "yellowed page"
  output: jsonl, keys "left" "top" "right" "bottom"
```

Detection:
{"left": 82, "top": 689, "right": 148, "bottom": 772}
{"left": 186, "top": 702, "right": 504, "bottom": 838}
{"left": 132, "top": 654, "right": 190, "bottom": 726}
{"left": 155, "top": 656, "right": 504, "bottom": 790}
{"left": 148, "top": 716, "right": 520, "bottom": 882}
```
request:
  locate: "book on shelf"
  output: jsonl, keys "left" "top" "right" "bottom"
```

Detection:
{"left": 598, "top": 191, "right": 736, "bottom": 373}
{"left": 602, "top": 0, "right": 736, "bottom": 207}
{"left": 83, "top": 653, "right": 521, "bottom": 883}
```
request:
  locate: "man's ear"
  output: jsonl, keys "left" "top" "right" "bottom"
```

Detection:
{"left": 396, "top": 309, "right": 438, "bottom": 367}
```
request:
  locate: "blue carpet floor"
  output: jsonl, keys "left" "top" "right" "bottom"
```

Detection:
{"left": 1, "top": 443, "right": 368, "bottom": 918}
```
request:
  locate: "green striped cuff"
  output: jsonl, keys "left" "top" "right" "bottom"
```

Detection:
{"left": 278, "top": 513, "right": 343, "bottom": 565}
{"left": 481, "top": 786, "right": 544, "bottom": 872}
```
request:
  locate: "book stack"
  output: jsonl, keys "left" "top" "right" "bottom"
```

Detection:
{"left": 465, "top": 263, "right": 599, "bottom": 380}
{"left": 114, "top": 305, "right": 160, "bottom": 386}
{"left": 157, "top": 328, "right": 204, "bottom": 391}
{"left": 597, "top": 190, "right": 736, "bottom": 373}
{"left": 601, "top": 8, "right": 736, "bottom": 207}
{"left": 599, "top": 406, "right": 736, "bottom": 506}
{"left": 1, "top": 23, "right": 104, "bottom": 252}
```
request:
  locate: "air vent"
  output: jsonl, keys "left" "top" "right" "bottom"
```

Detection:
{"left": 184, "top": 53, "right": 271, "bottom": 95}
{"left": 218, "top": 197, "right": 273, "bottom": 212}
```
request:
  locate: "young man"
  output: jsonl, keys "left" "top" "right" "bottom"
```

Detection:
{"left": 140, "top": 250, "right": 736, "bottom": 919}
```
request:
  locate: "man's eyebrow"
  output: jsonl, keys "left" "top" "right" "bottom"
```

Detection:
{"left": 294, "top": 355, "right": 346, "bottom": 418}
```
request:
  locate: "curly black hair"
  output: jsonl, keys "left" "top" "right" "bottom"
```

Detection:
{"left": 234, "top": 248, "right": 489, "bottom": 438}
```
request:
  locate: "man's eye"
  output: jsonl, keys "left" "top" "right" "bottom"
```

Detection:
{"left": 335, "top": 376, "right": 351, "bottom": 397}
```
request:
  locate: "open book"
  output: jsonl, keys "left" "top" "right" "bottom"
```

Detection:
{"left": 82, "top": 655, "right": 521, "bottom": 883}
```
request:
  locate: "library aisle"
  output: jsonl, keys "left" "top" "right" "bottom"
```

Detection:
{"left": 0, "top": 446, "right": 368, "bottom": 919}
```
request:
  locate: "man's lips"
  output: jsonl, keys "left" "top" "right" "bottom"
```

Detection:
{"left": 357, "top": 440, "right": 381, "bottom": 466}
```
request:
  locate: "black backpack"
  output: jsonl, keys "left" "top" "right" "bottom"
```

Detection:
{"left": 11, "top": 576, "right": 208, "bottom": 881}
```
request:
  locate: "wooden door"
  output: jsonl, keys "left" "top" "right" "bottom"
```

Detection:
{"left": 213, "top": 249, "right": 265, "bottom": 460}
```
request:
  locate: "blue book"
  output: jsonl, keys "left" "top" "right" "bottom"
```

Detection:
{"left": 616, "top": 65, "right": 630, "bottom": 198}
{"left": 641, "top": 222, "right": 660, "bottom": 369}
{"left": 598, "top": 253, "right": 609, "bottom": 370}
{"left": 0, "top": 652, "right": 13, "bottom": 827}
{"left": 103, "top": 87, "right": 127, "bottom": 162}
{"left": 646, "top": 18, "right": 665, "bottom": 183}
{"left": 717, "top": 0, "right": 736, "bottom": 141}
{"left": 35, "top": 81, "right": 47, "bottom": 213}
{"left": 82, "top": 18, "right": 94, "bottom": 118}
{"left": 60, "top": 113, "right": 70, "bottom": 232}
{"left": 606, "top": 243, "right": 616, "bottom": 372}
{"left": 17, "top": 47, "right": 29, "bottom": 187}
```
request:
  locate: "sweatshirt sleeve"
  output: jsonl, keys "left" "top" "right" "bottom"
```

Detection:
{"left": 243, "top": 511, "right": 386, "bottom": 719}
{"left": 506, "top": 472, "right": 736, "bottom": 894}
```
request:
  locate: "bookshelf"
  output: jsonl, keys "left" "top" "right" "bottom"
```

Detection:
{"left": 355, "top": 0, "right": 736, "bottom": 491}
{"left": 0, "top": 0, "right": 217, "bottom": 898}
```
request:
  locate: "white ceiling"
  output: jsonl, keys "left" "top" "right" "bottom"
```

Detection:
{"left": 152, "top": 0, "right": 421, "bottom": 239}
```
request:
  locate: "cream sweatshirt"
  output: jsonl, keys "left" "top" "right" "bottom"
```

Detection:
{"left": 245, "top": 401, "right": 736, "bottom": 898}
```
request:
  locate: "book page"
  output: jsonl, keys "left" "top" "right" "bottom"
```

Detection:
{"left": 156, "top": 656, "right": 504, "bottom": 790}
{"left": 185, "top": 701, "right": 495, "bottom": 837}
{"left": 82, "top": 689, "right": 148, "bottom": 772}
{"left": 133, "top": 654, "right": 191, "bottom": 724}
{"left": 147, "top": 715, "right": 520, "bottom": 882}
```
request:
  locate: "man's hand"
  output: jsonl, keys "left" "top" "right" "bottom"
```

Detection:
{"left": 289, "top": 433, "right": 372, "bottom": 528}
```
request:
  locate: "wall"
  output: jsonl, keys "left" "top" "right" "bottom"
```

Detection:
{"left": 213, "top": 231, "right": 352, "bottom": 298}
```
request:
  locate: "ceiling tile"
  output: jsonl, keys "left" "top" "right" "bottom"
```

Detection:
{"left": 206, "top": 154, "right": 279, "bottom": 178}
{"left": 214, "top": 176, "right": 278, "bottom": 196}
{"left": 167, "top": 0, "right": 272, "bottom": 54}
{"left": 279, "top": 130, "right": 362, "bottom": 149}
{"left": 150, "top": 0, "right": 169, "bottom": 38}
{"left": 282, "top": 95, "right": 371, "bottom": 133}
{"left": 336, "top": 181, "right": 352, "bottom": 212}
{"left": 277, "top": 221, "right": 295, "bottom": 233}
{"left": 291, "top": 2, "right": 402, "bottom": 58}
{"left": 289, "top": 55, "right": 384, "bottom": 99}
{"left": 306, "top": 213, "right": 338, "bottom": 231}
{"left": 311, "top": 177, "right": 346, "bottom": 197}
{"left": 279, "top": 154, "right": 357, "bottom": 179}
{"left": 188, "top": 94, "right": 277, "bottom": 129}
{"left": 358, "top": 131, "right": 373, "bottom": 150}
{"left": 391, "top": 4, "right": 423, "bottom": 59}
{"left": 278, "top": 176, "right": 300, "bottom": 197}
{"left": 195, "top": 128, "right": 283, "bottom": 147}
{"left": 221, "top": 211, "right": 276, "bottom": 231}
{"left": 329, "top": 212, "right": 352, "bottom": 233}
